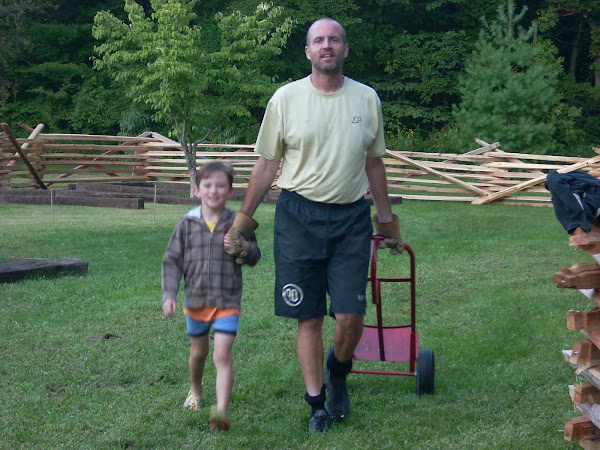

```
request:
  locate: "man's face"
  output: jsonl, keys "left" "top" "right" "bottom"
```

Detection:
{"left": 305, "top": 19, "right": 349, "bottom": 73}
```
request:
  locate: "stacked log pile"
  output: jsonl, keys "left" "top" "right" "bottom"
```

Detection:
{"left": 557, "top": 226, "right": 600, "bottom": 448}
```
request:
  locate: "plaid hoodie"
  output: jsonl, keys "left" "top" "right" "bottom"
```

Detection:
{"left": 161, "top": 206, "right": 261, "bottom": 310}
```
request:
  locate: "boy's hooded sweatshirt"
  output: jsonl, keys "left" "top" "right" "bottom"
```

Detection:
{"left": 161, "top": 206, "right": 260, "bottom": 310}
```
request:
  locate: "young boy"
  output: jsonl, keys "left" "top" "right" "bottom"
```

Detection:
{"left": 161, "top": 161, "right": 261, "bottom": 432}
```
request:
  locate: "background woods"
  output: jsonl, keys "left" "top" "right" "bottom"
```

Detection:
{"left": 1, "top": 0, "right": 600, "bottom": 156}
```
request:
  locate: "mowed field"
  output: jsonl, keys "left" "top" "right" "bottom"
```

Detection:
{"left": 0, "top": 199, "right": 586, "bottom": 449}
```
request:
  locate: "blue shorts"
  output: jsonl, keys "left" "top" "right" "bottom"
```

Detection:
{"left": 186, "top": 314, "right": 240, "bottom": 337}
{"left": 273, "top": 189, "right": 372, "bottom": 320}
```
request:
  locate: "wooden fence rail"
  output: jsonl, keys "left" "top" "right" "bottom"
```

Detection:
{"left": 2, "top": 123, "right": 600, "bottom": 206}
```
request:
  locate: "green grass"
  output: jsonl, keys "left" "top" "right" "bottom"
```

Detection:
{"left": 0, "top": 199, "right": 586, "bottom": 449}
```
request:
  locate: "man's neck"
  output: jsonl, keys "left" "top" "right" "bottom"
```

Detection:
{"left": 309, "top": 71, "right": 345, "bottom": 93}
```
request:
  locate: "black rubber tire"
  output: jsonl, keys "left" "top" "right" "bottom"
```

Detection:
{"left": 416, "top": 348, "right": 435, "bottom": 395}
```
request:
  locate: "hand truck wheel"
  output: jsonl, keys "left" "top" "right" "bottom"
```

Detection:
{"left": 416, "top": 348, "right": 435, "bottom": 395}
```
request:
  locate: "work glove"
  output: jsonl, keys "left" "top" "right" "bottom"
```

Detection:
{"left": 225, "top": 212, "right": 258, "bottom": 263}
{"left": 372, "top": 214, "right": 404, "bottom": 255}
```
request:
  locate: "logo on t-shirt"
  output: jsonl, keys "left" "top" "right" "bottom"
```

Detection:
{"left": 282, "top": 283, "right": 304, "bottom": 307}
{"left": 352, "top": 116, "right": 361, "bottom": 123}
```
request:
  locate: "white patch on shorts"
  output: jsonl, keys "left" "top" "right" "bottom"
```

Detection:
{"left": 282, "top": 283, "right": 304, "bottom": 307}
{"left": 358, "top": 294, "right": 366, "bottom": 303}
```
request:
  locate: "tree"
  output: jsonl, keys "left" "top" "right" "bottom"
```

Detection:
{"left": 538, "top": 1, "right": 600, "bottom": 86}
{"left": 536, "top": 1, "right": 600, "bottom": 153}
{"left": 0, "top": 0, "right": 54, "bottom": 105}
{"left": 92, "top": 0, "right": 292, "bottom": 193}
{"left": 452, "top": 0, "right": 561, "bottom": 153}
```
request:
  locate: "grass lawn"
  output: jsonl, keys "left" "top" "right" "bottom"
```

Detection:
{"left": 0, "top": 198, "right": 587, "bottom": 449}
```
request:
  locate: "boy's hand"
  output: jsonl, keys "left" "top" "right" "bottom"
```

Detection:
{"left": 224, "top": 233, "right": 250, "bottom": 264}
{"left": 225, "top": 212, "right": 258, "bottom": 260}
{"left": 163, "top": 298, "right": 177, "bottom": 317}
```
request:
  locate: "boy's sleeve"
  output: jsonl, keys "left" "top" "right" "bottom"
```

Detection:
{"left": 241, "top": 233, "right": 261, "bottom": 266}
{"left": 161, "top": 220, "right": 185, "bottom": 302}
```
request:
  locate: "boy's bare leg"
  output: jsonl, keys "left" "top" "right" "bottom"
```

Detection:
{"left": 213, "top": 332, "right": 236, "bottom": 411}
{"left": 189, "top": 335, "right": 209, "bottom": 398}
{"left": 297, "top": 317, "right": 325, "bottom": 396}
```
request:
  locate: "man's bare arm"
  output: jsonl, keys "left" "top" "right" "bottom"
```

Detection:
{"left": 241, "top": 156, "right": 281, "bottom": 217}
{"left": 365, "top": 156, "right": 393, "bottom": 222}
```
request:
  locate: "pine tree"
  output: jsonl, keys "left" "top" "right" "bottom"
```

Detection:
{"left": 452, "top": 0, "right": 560, "bottom": 153}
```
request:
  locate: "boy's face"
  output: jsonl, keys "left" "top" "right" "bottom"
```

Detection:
{"left": 193, "top": 171, "right": 232, "bottom": 212}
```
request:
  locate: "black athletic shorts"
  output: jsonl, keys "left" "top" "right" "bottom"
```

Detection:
{"left": 273, "top": 189, "right": 372, "bottom": 320}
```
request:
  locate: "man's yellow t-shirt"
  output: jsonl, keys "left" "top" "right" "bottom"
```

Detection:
{"left": 255, "top": 76, "right": 387, "bottom": 204}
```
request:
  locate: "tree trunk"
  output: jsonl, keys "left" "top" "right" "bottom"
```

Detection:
{"left": 188, "top": 164, "right": 197, "bottom": 198}
{"left": 179, "top": 119, "right": 197, "bottom": 198}
{"left": 589, "top": 19, "right": 600, "bottom": 91}
{"left": 569, "top": 20, "right": 583, "bottom": 82}
{"left": 595, "top": 51, "right": 600, "bottom": 88}
{"left": 185, "top": 142, "right": 196, "bottom": 198}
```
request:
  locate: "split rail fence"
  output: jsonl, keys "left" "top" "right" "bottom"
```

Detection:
{"left": 2, "top": 122, "right": 600, "bottom": 207}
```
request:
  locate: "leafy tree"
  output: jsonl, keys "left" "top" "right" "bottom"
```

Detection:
{"left": 342, "top": 0, "right": 509, "bottom": 146}
{"left": 538, "top": 1, "right": 600, "bottom": 86}
{"left": 0, "top": 0, "right": 130, "bottom": 135}
{"left": 452, "top": 0, "right": 561, "bottom": 153}
{"left": 537, "top": 1, "right": 600, "bottom": 152}
{"left": 0, "top": 0, "right": 54, "bottom": 105}
{"left": 372, "top": 30, "right": 469, "bottom": 137}
{"left": 92, "top": 0, "right": 293, "bottom": 193}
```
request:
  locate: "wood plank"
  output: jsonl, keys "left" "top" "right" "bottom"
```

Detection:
{"left": 37, "top": 133, "right": 154, "bottom": 142}
{"left": 573, "top": 382, "right": 600, "bottom": 404}
{"left": 564, "top": 350, "right": 600, "bottom": 390}
{"left": 0, "top": 194, "right": 144, "bottom": 209}
{"left": 385, "top": 194, "right": 474, "bottom": 202}
{"left": 1, "top": 123, "right": 47, "bottom": 189}
{"left": 483, "top": 161, "right": 573, "bottom": 170}
{"left": 41, "top": 160, "right": 142, "bottom": 166}
{"left": 565, "top": 415, "right": 600, "bottom": 442}
{"left": 501, "top": 201, "right": 553, "bottom": 207}
{"left": 41, "top": 145, "right": 154, "bottom": 152}
{"left": 388, "top": 185, "right": 471, "bottom": 194}
{"left": 394, "top": 159, "right": 498, "bottom": 174}
{"left": 580, "top": 438, "right": 600, "bottom": 449}
{"left": 472, "top": 151, "right": 600, "bottom": 205}
{"left": 42, "top": 176, "right": 148, "bottom": 184}
{"left": 571, "top": 385, "right": 600, "bottom": 436}
{"left": 555, "top": 263, "right": 600, "bottom": 289}
{"left": 569, "top": 309, "right": 600, "bottom": 331}
{"left": 588, "top": 330, "right": 600, "bottom": 355}
{"left": 0, "top": 257, "right": 88, "bottom": 283}
{"left": 570, "top": 340, "right": 600, "bottom": 367}
{"left": 572, "top": 232, "right": 600, "bottom": 246}
{"left": 7, "top": 122, "right": 44, "bottom": 167}
{"left": 147, "top": 131, "right": 180, "bottom": 145}
{"left": 485, "top": 151, "right": 585, "bottom": 163}
{"left": 386, "top": 151, "right": 490, "bottom": 196}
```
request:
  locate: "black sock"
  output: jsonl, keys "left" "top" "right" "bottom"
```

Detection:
{"left": 327, "top": 348, "right": 353, "bottom": 377}
{"left": 304, "top": 384, "right": 326, "bottom": 415}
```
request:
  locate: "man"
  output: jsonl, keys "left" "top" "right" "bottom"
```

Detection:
{"left": 225, "top": 17, "right": 403, "bottom": 434}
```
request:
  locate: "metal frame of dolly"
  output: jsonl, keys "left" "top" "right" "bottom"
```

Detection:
{"left": 351, "top": 235, "right": 435, "bottom": 395}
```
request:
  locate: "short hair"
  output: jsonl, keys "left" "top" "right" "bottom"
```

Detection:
{"left": 196, "top": 161, "right": 234, "bottom": 188}
{"left": 306, "top": 17, "right": 347, "bottom": 46}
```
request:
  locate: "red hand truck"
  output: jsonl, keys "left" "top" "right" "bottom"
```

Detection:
{"left": 351, "top": 235, "right": 435, "bottom": 395}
